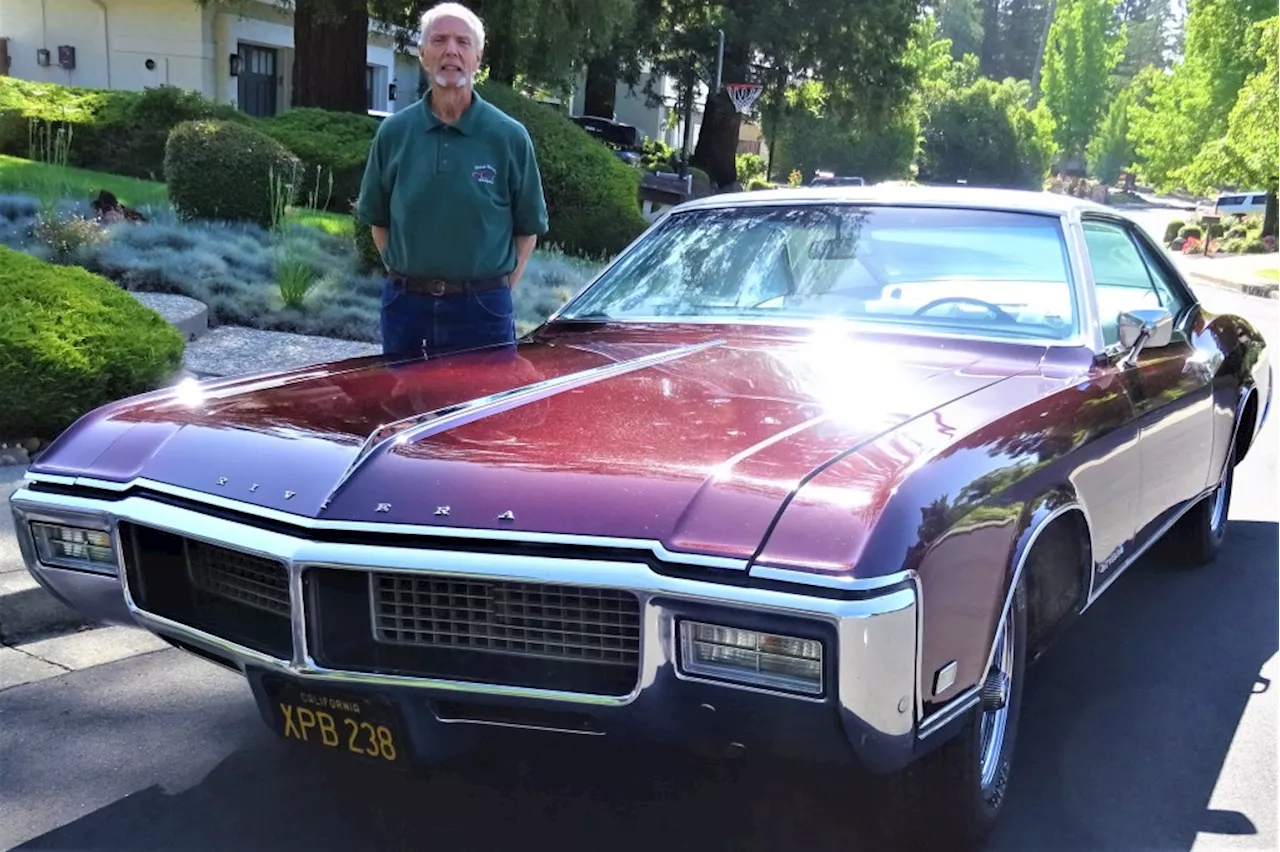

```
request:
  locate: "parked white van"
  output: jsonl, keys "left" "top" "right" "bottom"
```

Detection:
{"left": 1215, "top": 191, "right": 1268, "bottom": 216}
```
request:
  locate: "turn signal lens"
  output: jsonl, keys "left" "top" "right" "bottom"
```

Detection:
{"left": 31, "top": 522, "right": 116, "bottom": 574}
{"left": 678, "top": 620, "right": 823, "bottom": 695}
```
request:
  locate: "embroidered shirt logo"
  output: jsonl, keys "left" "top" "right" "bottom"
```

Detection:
{"left": 472, "top": 164, "right": 497, "bottom": 184}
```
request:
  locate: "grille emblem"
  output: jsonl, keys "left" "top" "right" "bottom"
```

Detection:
{"left": 217, "top": 477, "right": 227, "bottom": 486}
{"left": 376, "top": 503, "right": 391, "bottom": 513}
{"left": 435, "top": 506, "right": 451, "bottom": 516}
{"left": 497, "top": 510, "right": 515, "bottom": 521}
{"left": 284, "top": 490, "right": 296, "bottom": 500}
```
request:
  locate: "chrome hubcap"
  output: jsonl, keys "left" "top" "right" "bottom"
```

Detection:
{"left": 979, "top": 610, "right": 1014, "bottom": 791}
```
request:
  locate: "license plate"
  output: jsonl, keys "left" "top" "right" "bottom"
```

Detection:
{"left": 263, "top": 678, "right": 407, "bottom": 767}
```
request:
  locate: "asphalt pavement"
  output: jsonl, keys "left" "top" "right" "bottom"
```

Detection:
{"left": 1, "top": 282, "right": 1276, "bottom": 852}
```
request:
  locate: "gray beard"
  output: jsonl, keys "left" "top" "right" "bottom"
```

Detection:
{"left": 434, "top": 71, "right": 474, "bottom": 88}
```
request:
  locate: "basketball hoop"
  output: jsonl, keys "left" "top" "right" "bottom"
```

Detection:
{"left": 725, "top": 83, "right": 763, "bottom": 115}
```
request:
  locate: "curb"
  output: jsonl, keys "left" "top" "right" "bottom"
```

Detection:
{"left": 1186, "top": 272, "right": 1280, "bottom": 300}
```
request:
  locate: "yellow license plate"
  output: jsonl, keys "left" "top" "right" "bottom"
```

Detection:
{"left": 264, "top": 678, "right": 407, "bottom": 767}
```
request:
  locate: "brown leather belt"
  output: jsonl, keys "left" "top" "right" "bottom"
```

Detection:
{"left": 388, "top": 271, "right": 508, "bottom": 297}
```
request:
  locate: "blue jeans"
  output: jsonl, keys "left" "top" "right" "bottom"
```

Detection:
{"left": 380, "top": 280, "right": 516, "bottom": 357}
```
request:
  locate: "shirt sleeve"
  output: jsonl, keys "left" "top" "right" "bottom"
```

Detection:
{"left": 511, "top": 128, "right": 549, "bottom": 238}
{"left": 355, "top": 124, "right": 391, "bottom": 229}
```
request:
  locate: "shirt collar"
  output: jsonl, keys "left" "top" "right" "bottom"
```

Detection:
{"left": 422, "top": 89, "right": 485, "bottom": 135}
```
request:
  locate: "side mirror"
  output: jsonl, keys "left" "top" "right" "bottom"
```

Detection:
{"left": 1117, "top": 307, "right": 1174, "bottom": 365}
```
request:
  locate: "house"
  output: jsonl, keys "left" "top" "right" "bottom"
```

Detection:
{"left": 0, "top": 0, "right": 422, "bottom": 117}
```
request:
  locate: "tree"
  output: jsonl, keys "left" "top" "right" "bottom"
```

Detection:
{"left": 1177, "top": 16, "right": 1278, "bottom": 235}
{"left": 467, "top": 0, "right": 637, "bottom": 87}
{"left": 936, "top": 0, "right": 986, "bottom": 59}
{"left": 293, "top": 0, "right": 372, "bottom": 113}
{"left": 1087, "top": 87, "right": 1134, "bottom": 183}
{"left": 620, "top": 0, "right": 920, "bottom": 188}
{"left": 1127, "top": 0, "right": 1273, "bottom": 190}
{"left": 1039, "top": 0, "right": 1127, "bottom": 160}
{"left": 1113, "top": 0, "right": 1176, "bottom": 79}
{"left": 918, "top": 78, "right": 1057, "bottom": 188}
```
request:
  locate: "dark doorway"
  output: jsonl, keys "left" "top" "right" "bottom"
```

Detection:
{"left": 238, "top": 44, "right": 278, "bottom": 118}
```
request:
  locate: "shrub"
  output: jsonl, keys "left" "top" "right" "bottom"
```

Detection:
{"left": 257, "top": 108, "right": 379, "bottom": 211}
{"left": 1242, "top": 238, "right": 1269, "bottom": 254}
{"left": 351, "top": 214, "right": 384, "bottom": 273}
{"left": 165, "top": 119, "right": 302, "bottom": 229}
{"left": 98, "top": 85, "right": 249, "bottom": 180}
{"left": 1178, "top": 224, "right": 1203, "bottom": 240}
{"left": 0, "top": 78, "right": 126, "bottom": 163}
{"left": 0, "top": 244, "right": 184, "bottom": 439}
{"left": 1164, "top": 220, "right": 1185, "bottom": 245}
{"left": 477, "top": 82, "right": 648, "bottom": 258}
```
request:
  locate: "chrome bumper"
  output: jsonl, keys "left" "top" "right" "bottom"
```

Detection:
{"left": 10, "top": 482, "right": 923, "bottom": 773}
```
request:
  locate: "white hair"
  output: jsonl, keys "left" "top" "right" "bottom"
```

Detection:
{"left": 419, "top": 2, "right": 486, "bottom": 52}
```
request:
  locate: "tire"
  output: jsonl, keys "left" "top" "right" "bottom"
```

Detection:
{"left": 871, "top": 574, "right": 1028, "bottom": 852}
{"left": 1171, "top": 453, "right": 1234, "bottom": 567}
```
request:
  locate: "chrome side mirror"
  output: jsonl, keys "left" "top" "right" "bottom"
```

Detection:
{"left": 1117, "top": 307, "right": 1174, "bottom": 366}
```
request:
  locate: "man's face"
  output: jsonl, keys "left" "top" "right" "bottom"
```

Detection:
{"left": 419, "top": 15, "right": 481, "bottom": 89}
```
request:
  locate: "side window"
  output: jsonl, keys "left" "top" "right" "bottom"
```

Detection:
{"left": 1083, "top": 219, "right": 1185, "bottom": 345}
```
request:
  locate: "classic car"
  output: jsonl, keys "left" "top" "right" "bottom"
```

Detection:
{"left": 10, "top": 185, "right": 1271, "bottom": 849}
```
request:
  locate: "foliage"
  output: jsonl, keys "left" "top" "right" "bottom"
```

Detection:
{"left": 255, "top": 108, "right": 380, "bottom": 211}
{"left": 1175, "top": 16, "right": 1278, "bottom": 197}
{"left": 1040, "top": 0, "right": 1127, "bottom": 158}
{"left": 477, "top": 81, "right": 648, "bottom": 258}
{"left": 1127, "top": 0, "right": 1274, "bottom": 191}
{"left": 352, "top": 212, "right": 385, "bottom": 273}
{"left": 771, "top": 94, "right": 919, "bottom": 185}
{"left": 918, "top": 78, "right": 1057, "bottom": 189}
{"left": 164, "top": 119, "right": 303, "bottom": 230}
{"left": 0, "top": 244, "right": 184, "bottom": 440}
{"left": 1163, "top": 219, "right": 1185, "bottom": 244}
{"left": 0, "top": 154, "right": 168, "bottom": 211}
{"left": 736, "top": 152, "right": 766, "bottom": 184}
{"left": 33, "top": 213, "right": 107, "bottom": 262}
{"left": 1087, "top": 87, "right": 1134, "bottom": 184}
{"left": 935, "top": 0, "right": 985, "bottom": 59}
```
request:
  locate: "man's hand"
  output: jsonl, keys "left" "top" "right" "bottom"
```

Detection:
{"left": 510, "top": 234, "right": 537, "bottom": 287}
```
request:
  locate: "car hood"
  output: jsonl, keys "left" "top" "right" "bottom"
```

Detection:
{"left": 32, "top": 326, "right": 1039, "bottom": 562}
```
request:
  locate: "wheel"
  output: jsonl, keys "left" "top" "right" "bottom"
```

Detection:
{"left": 1171, "top": 453, "right": 1234, "bottom": 567}
{"left": 872, "top": 574, "right": 1028, "bottom": 851}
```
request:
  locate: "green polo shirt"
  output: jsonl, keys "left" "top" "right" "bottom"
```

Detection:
{"left": 355, "top": 90, "right": 549, "bottom": 280}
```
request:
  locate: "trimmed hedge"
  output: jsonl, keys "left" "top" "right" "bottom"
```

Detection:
{"left": 257, "top": 108, "right": 380, "bottom": 211}
{"left": 477, "top": 82, "right": 649, "bottom": 258}
{"left": 165, "top": 119, "right": 302, "bottom": 229}
{"left": 0, "top": 245, "right": 184, "bottom": 439}
{"left": 0, "top": 79, "right": 249, "bottom": 180}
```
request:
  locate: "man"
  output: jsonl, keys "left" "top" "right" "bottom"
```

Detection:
{"left": 356, "top": 1, "right": 549, "bottom": 357}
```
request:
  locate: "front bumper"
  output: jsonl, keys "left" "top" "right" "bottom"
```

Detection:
{"left": 11, "top": 480, "right": 923, "bottom": 774}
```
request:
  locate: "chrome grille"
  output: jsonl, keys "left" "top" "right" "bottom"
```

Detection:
{"left": 372, "top": 575, "right": 641, "bottom": 667}
{"left": 187, "top": 539, "right": 290, "bottom": 616}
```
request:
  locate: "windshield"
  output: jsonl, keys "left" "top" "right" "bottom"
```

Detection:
{"left": 559, "top": 204, "right": 1079, "bottom": 341}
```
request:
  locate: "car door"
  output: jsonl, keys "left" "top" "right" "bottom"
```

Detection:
{"left": 1081, "top": 216, "right": 1216, "bottom": 556}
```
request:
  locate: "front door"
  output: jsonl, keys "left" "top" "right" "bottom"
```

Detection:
{"left": 238, "top": 44, "right": 278, "bottom": 118}
{"left": 1081, "top": 216, "right": 1216, "bottom": 582}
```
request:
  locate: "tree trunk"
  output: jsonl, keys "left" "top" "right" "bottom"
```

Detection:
{"left": 1027, "top": 0, "right": 1057, "bottom": 104}
{"left": 691, "top": 49, "right": 749, "bottom": 188}
{"left": 1264, "top": 189, "right": 1278, "bottom": 239}
{"left": 292, "top": 0, "right": 369, "bottom": 114}
{"left": 583, "top": 57, "right": 617, "bottom": 118}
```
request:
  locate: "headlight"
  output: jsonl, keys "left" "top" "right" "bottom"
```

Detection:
{"left": 31, "top": 522, "right": 117, "bottom": 574}
{"left": 678, "top": 620, "right": 824, "bottom": 695}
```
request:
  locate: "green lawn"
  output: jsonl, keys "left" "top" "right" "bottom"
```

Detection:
{"left": 1259, "top": 268, "right": 1278, "bottom": 281}
{"left": 0, "top": 154, "right": 350, "bottom": 233}
{"left": 0, "top": 154, "right": 168, "bottom": 208}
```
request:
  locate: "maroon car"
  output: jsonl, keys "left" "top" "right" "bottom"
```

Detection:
{"left": 11, "top": 186, "right": 1271, "bottom": 848}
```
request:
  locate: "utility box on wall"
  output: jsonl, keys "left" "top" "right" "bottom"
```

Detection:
{"left": 58, "top": 45, "right": 75, "bottom": 70}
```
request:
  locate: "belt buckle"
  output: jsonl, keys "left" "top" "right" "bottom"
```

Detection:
{"left": 427, "top": 278, "right": 447, "bottom": 297}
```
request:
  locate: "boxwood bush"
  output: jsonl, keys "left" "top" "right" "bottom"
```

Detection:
{"left": 165, "top": 119, "right": 302, "bottom": 229}
{"left": 477, "top": 82, "right": 648, "bottom": 258}
{"left": 0, "top": 244, "right": 184, "bottom": 440}
{"left": 257, "top": 109, "right": 380, "bottom": 211}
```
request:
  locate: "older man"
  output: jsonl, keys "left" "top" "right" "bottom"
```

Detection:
{"left": 356, "top": 1, "right": 549, "bottom": 357}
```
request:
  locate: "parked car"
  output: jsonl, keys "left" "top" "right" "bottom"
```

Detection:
{"left": 571, "top": 114, "right": 644, "bottom": 165}
{"left": 810, "top": 171, "right": 866, "bottom": 187}
{"left": 1214, "top": 191, "right": 1268, "bottom": 217}
{"left": 11, "top": 185, "right": 1271, "bottom": 849}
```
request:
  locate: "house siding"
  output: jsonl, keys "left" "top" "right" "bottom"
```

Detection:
{"left": 0, "top": 0, "right": 410, "bottom": 116}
